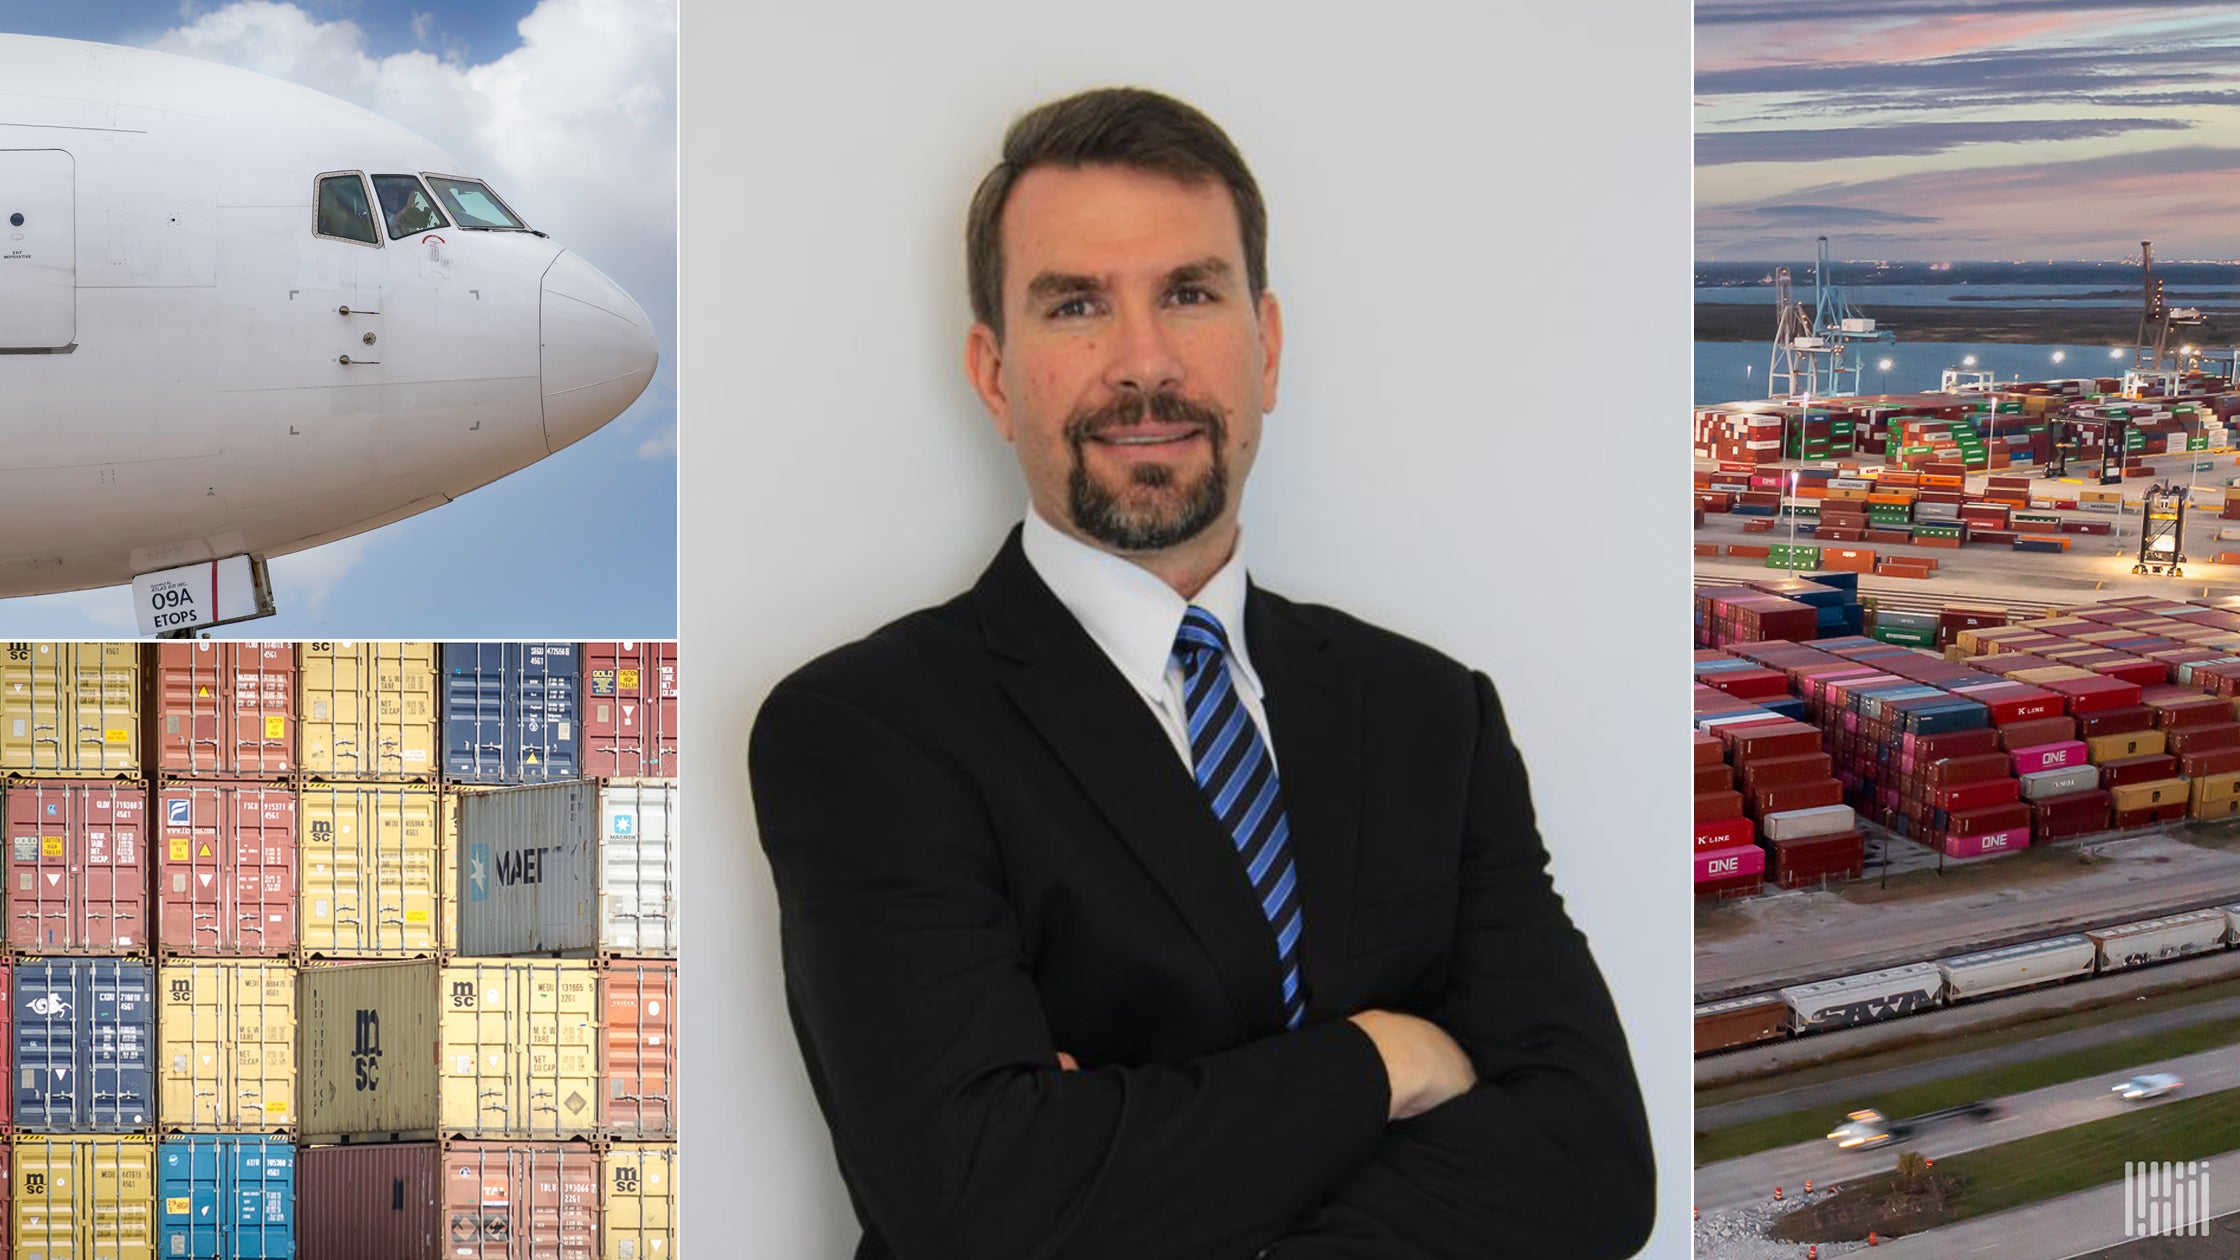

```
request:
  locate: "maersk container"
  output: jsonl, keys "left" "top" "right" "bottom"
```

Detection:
{"left": 13, "top": 1133, "right": 154, "bottom": 1258}
{"left": 2087, "top": 910, "right": 2229, "bottom": 971}
{"left": 157, "top": 961, "right": 295, "bottom": 1133}
{"left": 158, "top": 1135, "right": 294, "bottom": 1259}
{"left": 440, "top": 643, "right": 581, "bottom": 785}
{"left": 298, "top": 959, "right": 599, "bottom": 1142}
{"left": 154, "top": 783, "right": 297, "bottom": 957}
{"left": 601, "top": 961, "right": 675, "bottom": 1138}
{"left": 148, "top": 643, "right": 296, "bottom": 779}
{"left": 14, "top": 959, "right": 154, "bottom": 1130}
{"left": 1780, "top": 962, "right": 1943, "bottom": 1033}
{"left": 602, "top": 1142, "right": 675, "bottom": 1260}
{"left": 296, "top": 784, "right": 451, "bottom": 959}
{"left": 1935, "top": 935, "right": 2097, "bottom": 1001}
{"left": 297, "top": 642, "right": 439, "bottom": 781}
{"left": 0, "top": 642, "right": 139, "bottom": 778}
{"left": 579, "top": 643, "right": 677, "bottom": 778}
{"left": 4, "top": 779, "right": 149, "bottom": 953}
{"left": 457, "top": 780, "right": 677, "bottom": 957}
{"left": 297, "top": 1140, "right": 599, "bottom": 1260}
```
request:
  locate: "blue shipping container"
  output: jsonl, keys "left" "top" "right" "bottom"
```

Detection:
{"left": 440, "top": 643, "right": 581, "bottom": 784}
{"left": 14, "top": 959, "right": 153, "bottom": 1129}
{"left": 160, "top": 1136, "right": 296, "bottom": 1259}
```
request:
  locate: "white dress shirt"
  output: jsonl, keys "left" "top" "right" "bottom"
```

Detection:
{"left": 1020, "top": 507, "right": 1277, "bottom": 774}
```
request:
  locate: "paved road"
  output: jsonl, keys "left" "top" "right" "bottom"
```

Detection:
{"left": 1699, "top": 996, "right": 2240, "bottom": 1129}
{"left": 1855, "top": 1148, "right": 2240, "bottom": 1259}
{"left": 1696, "top": 1044, "right": 2240, "bottom": 1212}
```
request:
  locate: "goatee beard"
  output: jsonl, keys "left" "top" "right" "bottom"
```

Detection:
{"left": 1064, "top": 391, "right": 1229, "bottom": 552}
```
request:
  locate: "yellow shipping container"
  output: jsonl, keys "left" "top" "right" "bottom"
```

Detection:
{"left": 2111, "top": 777, "right": 2191, "bottom": 812}
{"left": 13, "top": 1133, "right": 156, "bottom": 1260}
{"left": 2010, "top": 666, "right": 2097, "bottom": 685}
{"left": 2191, "top": 795, "right": 2240, "bottom": 821}
{"left": 297, "top": 642, "right": 438, "bottom": 780}
{"left": 298, "top": 958, "right": 600, "bottom": 1142}
{"left": 603, "top": 1142, "right": 677, "bottom": 1260}
{"left": 158, "top": 959, "right": 296, "bottom": 1131}
{"left": 2189, "top": 770, "right": 2240, "bottom": 806}
{"left": 298, "top": 784, "right": 452, "bottom": 958}
{"left": 0, "top": 642, "right": 139, "bottom": 777}
{"left": 2085, "top": 729, "right": 2166, "bottom": 762}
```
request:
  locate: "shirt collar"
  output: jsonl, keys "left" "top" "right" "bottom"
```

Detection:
{"left": 1020, "top": 506, "right": 1265, "bottom": 703}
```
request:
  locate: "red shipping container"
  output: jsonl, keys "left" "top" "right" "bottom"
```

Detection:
{"left": 2149, "top": 696, "right": 2228, "bottom": 729}
{"left": 581, "top": 642, "right": 679, "bottom": 778}
{"left": 2169, "top": 723, "right": 2240, "bottom": 756}
{"left": 2093, "top": 659, "right": 2171, "bottom": 689}
{"left": 1694, "top": 817, "right": 1755, "bottom": 851}
{"left": 1954, "top": 683, "right": 2064, "bottom": 725}
{"left": 1928, "top": 753, "right": 2013, "bottom": 787}
{"left": 298, "top": 1141, "right": 600, "bottom": 1260}
{"left": 147, "top": 641, "right": 296, "bottom": 779}
{"left": 1705, "top": 668, "right": 1790, "bottom": 701}
{"left": 2076, "top": 706, "right": 2155, "bottom": 739}
{"left": 1696, "top": 790, "right": 1744, "bottom": 823}
{"left": 2114, "top": 802, "right": 2189, "bottom": 830}
{"left": 1996, "top": 715, "right": 2077, "bottom": 749}
{"left": 1933, "top": 777, "right": 2021, "bottom": 813}
{"left": 2181, "top": 747, "right": 2240, "bottom": 778}
{"left": 1741, "top": 752, "right": 1835, "bottom": 792}
{"left": 1752, "top": 778, "right": 1844, "bottom": 815}
{"left": 1901, "top": 727, "right": 2002, "bottom": 759}
{"left": 2047, "top": 675, "right": 2145, "bottom": 714}
{"left": 1694, "top": 763, "right": 1734, "bottom": 793}
{"left": 152, "top": 782, "right": 297, "bottom": 956}
{"left": 1723, "top": 721, "right": 1823, "bottom": 761}
{"left": 2, "top": 780, "right": 148, "bottom": 953}
{"left": 1693, "top": 732, "right": 1726, "bottom": 766}
{"left": 1948, "top": 801, "right": 2031, "bottom": 836}
{"left": 2032, "top": 789, "right": 2111, "bottom": 840}
{"left": 2098, "top": 754, "right": 2180, "bottom": 789}
{"left": 602, "top": 959, "right": 677, "bottom": 1138}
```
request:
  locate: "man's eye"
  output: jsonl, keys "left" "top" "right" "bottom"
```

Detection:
{"left": 1048, "top": 297, "right": 1096, "bottom": 319}
{"left": 1169, "top": 286, "right": 1214, "bottom": 306}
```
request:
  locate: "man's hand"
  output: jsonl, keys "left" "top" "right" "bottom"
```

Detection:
{"left": 1346, "top": 1010, "right": 1475, "bottom": 1122}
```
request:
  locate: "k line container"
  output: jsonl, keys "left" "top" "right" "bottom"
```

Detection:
{"left": 601, "top": 1142, "right": 675, "bottom": 1260}
{"left": 296, "top": 1140, "right": 600, "bottom": 1260}
{"left": 439, "top": 643, "right": 580, "bottom": 785}
{"left": 457, "top": 780, "right": 677, "bottom": 958}
{"left": 1936, "top": 936, "right": 2097, "bottom": 1001}
{"left": 157, "top": 961, "right": 295, "bottom": 1133}
{"left": 297, "top": 643, "right": 438, "bottom": 781}
{"left": 0, "top": 642, "right": 139, "bottom": 778}
{"left": 2087, "top": 910, "right": 2229, "bottom": 971}
{"left": 157, "top": 1135, "right": 294, "bottom": 1259}
{"left": 579, "top": 644, "right": 677, "bottom": 779}
{"left": 154, "top": 783, "right": 297, "bottom": 957}
{"left": 296, "top": 784, "right": 451, "bottom": 959}
{"left": 4, "top": 779, "right": 149, "bottom": 953}
{"left": 13, "top": 1133, "right": 154, "bottom": 1260}
{"left": 298, "top": 959, "right": 599, "bottom": 1142}
{"left": 14, "top": 959, "right": 154, "bottom": 1131}
{"left": 1780, "top": 962, "right": 1943, "bottom": 1032}
{"left": 600, "top": 961, "right": 674, "bottom": 1138}
{"left": 147, "top": 643, "right": 296, "bottom": 780}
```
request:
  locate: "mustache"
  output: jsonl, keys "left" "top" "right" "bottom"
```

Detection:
{"left": 1064, "top": 391, "right": 1227, "bottom": 445}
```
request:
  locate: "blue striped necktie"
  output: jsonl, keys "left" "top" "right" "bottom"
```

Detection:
{"left": 1172, "top": 605, "right": 1308, "bottom": 1029}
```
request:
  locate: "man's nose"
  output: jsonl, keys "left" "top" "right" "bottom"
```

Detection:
{"left": 1102, "top": 306, "right": 1183, "bottom": 395}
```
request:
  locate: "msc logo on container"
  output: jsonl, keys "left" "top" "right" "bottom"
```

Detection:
{"left": 353, "top": 1008, "right": 382, "bottom": 1091}
{"left": 169, "top": 977, "right": 191, "bottom": 1004}
{"left": 614, "top": 1164, "right": 640, "bottom": 1194}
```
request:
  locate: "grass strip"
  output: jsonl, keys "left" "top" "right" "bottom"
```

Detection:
{"left": 1768, "top": 1087, "right": 2240, "bottom": 1242}
{"left": 1696, "top": 1017, "right": 2240, "bottom": 1166}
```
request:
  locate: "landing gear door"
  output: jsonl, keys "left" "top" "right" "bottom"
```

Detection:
{"left": 0, "top": 149, "right": 76, "bottom": 350}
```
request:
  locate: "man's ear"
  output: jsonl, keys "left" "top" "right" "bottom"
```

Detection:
{"left": 965, "top": 322, "right": 1014, "bottom": 441}
{"left": 1257, "top": 290, "right": 1283, "bottom": 413}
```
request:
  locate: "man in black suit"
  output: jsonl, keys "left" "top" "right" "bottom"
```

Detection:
{"left": 750, "top": 88, "right": 1653, "bottom": 1259}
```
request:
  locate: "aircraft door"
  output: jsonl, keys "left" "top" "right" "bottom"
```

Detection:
{"left": 0, "top": 149, "right": 76, "bottom": 350}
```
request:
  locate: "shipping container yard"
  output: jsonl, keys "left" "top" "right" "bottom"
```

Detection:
{"left": 0, "top": 640, "right": 679, "bottom": 1258}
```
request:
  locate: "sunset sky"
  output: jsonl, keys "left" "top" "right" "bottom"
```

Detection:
{"left": 1697, "top": 1, "right": 2240, "bottom": 261}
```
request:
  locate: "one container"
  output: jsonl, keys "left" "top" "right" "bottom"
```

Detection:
{"left": 4, "top": 779, "right": 149, "bottom": 953}
{"left": 157, "top": 960, "right": 296, "bottom": 1133}
{"left": 157, "top": 1135, "right": 294, "bottom": 1259}
{"left": 297, "top": 643, "right": 439, "bottom": 781}
{"left": 0, "top": 642, "right": 139, "bottom": 777}
{"left": 296, "top": 1140, "right": 599, "bottom": 1260}
{"left": 14, "top": 959, "right": 153, "bottom": 1130}
{"left": 2087, "top": 910, "right": 2229, "bottom": 971}
{"left": 602, "top": 1142, "right": 675, "bottom": 1260}
{"left": 296, "top": 784, "right": 450, "bottom": 959}
{"left": 154, "top": 783, "right": 297, "bottom": 956}
{"left": 298, "top": 959, "right": 599, "bottom": 1142}
{"left": 147, "top": 642, "right": 296, "bottom": 779}
{"left": 12, "top": 1133, "right": 154, "bottom": 1257}
{"left": 457, "top": 780, "right": 678, "bottom": 958}
{"left": 1936, "top": 936, "right": 2096, "bottom": 1001}
{"left": 439, "top": 643, "right": 581, "bottom": 785}
{"left": 1694, "top": 843, "right": 1764, "bottom": 885}
{"left": 601, "top": 961, "right": 675, "bottom": 1139}
{"left": 580, "top": 643, "right": 678, "bottom": 779}
{"left": 1780, "top": 962, "right": 1943, "bottom": 1033}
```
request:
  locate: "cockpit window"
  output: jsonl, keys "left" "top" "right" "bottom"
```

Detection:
{"left": 425, "top": 176, "right": 528, "bottom": 230}
{"left": 314, "top": 172, "right": 379, "bottom": 246}
{"left": 373, "top": 175, "right": 450, "bottom": 239}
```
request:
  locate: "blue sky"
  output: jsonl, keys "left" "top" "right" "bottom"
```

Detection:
{"left": 0, "top": 0, "right": 677, "bottom": 637}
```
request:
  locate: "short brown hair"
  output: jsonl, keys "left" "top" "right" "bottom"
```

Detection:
{"left": 966, "top": 87, "right": 1267, "bottom": 338}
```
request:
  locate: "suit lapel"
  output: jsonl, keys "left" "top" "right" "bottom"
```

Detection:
{"left": 977, "top": 530, "right": 1289, "bottom": 1031}
{"left": 1245, "top": 584, "right": 1363, "bottom": 1021}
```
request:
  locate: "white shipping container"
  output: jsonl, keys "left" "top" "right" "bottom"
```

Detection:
{"left": 1936, "top": 935, "right": 2096, "bottom": 1000}
{"left": 2020, "top": 765, "right": 2100, "bottom": 800}
{"left": 2226, "top": 904, "right": 2240, "bottom": 945}
{"left": 2087, "top": 910, "right": 2228, "bottom": 972}
{"left": 1763, "top": 804, "right": 1854, "bottom": 842}
{"left": 1780, "top": 962, "right": 1942, "bottom": 1032}
{"left": 1914, "top": 502, "right": 1962, "bottom": 521}
{"left": 457, "top": 779, "right": 677, "bottom": 957}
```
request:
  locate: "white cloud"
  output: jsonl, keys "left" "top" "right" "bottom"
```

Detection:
{"left": 267, "top": 535, "right": 372, "bottom": 615}
{"left": 636, "top": 421, "right": 677, "bottom": 460}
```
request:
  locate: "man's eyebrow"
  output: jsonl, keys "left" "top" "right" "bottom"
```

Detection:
{"left": 1168, "top": 258, "right": 1234, "bottom": 287}
{"left": 1025, "top": 272, "right": 1104, "bottom": 303}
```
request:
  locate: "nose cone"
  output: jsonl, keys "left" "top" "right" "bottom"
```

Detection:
{"left": 539, "top": 250, "right": 660, "bottom": 452}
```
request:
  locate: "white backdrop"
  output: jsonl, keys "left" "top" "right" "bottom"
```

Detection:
{"left": 683, "top": 3, "right": 1693, "bottom": 1255}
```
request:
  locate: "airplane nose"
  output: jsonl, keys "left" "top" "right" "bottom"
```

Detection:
{"left": 539, "top": 250, "right": 660, "bottom": 452}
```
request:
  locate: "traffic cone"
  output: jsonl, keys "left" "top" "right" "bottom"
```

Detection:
{"left": 1774, "top": 1186, "right": 1785, "bottom": 1202}
{"left": 1809, "top": 1246, "right": 1819, "bottom": 1259}
{"left": 1805, "top": 1179, "right": 1814, "bottom": 1195}
{"left": 1868, "top": 1231, "right": 1879, "bottom": 1246}
{"left": 1693, "top": 1206, "right": 1699, "bottom": 1221}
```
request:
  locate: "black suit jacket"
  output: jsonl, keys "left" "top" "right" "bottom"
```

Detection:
{"left": 750, "top": 529, "right": 1653, "bottom": 1259}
